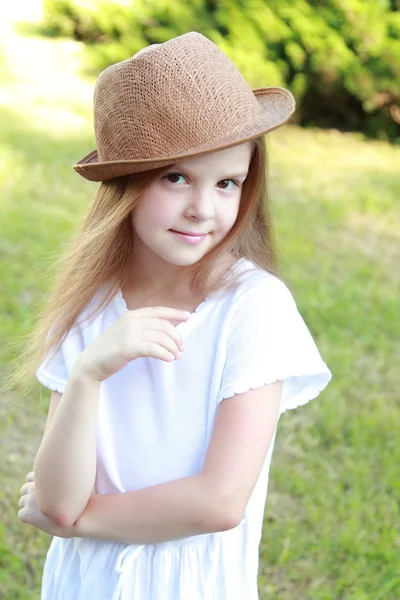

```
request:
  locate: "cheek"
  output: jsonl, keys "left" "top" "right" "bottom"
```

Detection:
{"left": 132, "top": 190, "right": 176, "bottom": 232}
{"left": 217, "top": 199, "right": 240, "bottom": 234}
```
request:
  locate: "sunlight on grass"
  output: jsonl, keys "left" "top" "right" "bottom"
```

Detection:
{"left": 0, "top": 34, "right": 93, "bottom": 134}
{"left": 1, "top": 1, "right": 93, "bottom": 135}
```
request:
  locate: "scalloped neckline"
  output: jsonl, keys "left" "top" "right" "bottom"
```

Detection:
{"left": 114, "top": 289, "right": 209, "bottom": 332}
{"left": 113, "top": 257, "right": 248, "bottom": 332}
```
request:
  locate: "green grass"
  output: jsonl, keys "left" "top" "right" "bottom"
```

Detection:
{"left": 1, "top": 22, "right": 400, "bottom": 600}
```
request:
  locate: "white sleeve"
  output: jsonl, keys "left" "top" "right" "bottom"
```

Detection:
{"left": 217, "top": 276, "right": 332, "bottom": 415}
{"left": 36, "top": 322, "right": 85, "bottom": 394}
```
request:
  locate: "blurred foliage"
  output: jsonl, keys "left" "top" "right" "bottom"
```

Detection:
{"left": 39, "top": 0, "right": 400, "bottom": 142}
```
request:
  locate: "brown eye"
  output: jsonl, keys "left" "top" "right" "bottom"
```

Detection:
{"left": 165, "top": 174, "right": 185, "bottom": 184}
{"left": 217, "top": 180, "right": 236, "bottom": 190}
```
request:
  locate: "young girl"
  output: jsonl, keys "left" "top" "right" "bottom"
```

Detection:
{"left": 17, "top": 32, "right": 332, "bottom": 599}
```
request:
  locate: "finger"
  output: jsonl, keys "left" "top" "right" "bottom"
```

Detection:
{"left": 20, "top": 480, "right": 34, "bottom": 492}
{"left": 20, "top": 483, "right": 28, "bottom": 494}
{"left": 159, "top": 320, "right": 185, "bottom": 351}
{"left": 143, "top": 319, "right": 184, "bottom": 350}
{"left": 25, "top": 472, "right": 34, "bottom": 482}
{"left": 130, "top": 306, "right": 192, "bottom": 321}
{"left": 144, "top": 331, "right": 181, "bottom": 359}
{"left": 18, "top": 508, "right": 27, "bottom": 523}
{"left": 140, "top": 341, "right": 178, "bottom": 363}
{"left": 18, "top": 496, "right": 25, "bottom": 508}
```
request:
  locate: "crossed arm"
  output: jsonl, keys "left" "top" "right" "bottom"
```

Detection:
{"left": 29, "top": 379, "right": 282, "bottom": 545}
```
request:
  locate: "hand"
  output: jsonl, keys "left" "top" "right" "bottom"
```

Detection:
{"left": 18, "top": 472, "right": 75, "bottom": 539}
{"left": 76, "top": 306, "right": 191, "bottom": 382}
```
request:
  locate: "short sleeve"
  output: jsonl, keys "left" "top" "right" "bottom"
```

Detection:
{"left": 36, "top": 322, "right": 85, "bottom": 394}
{"left": 217, "top": 275, "right": 332, "bottom": 415}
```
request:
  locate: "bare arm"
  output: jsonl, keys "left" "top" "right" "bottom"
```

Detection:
{"left": 73, "top": 473, "right": 230, "bottom": 544}
{"left": 34, "top": 364, "right": 101, "bottom": 527}
{"left": 72, "top": 382, "right": 282, "bottom": 544}
{"left": 33, "top": 306, "right": 190, "bottom": 529}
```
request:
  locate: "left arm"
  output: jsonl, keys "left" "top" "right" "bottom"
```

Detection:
{"left": 73, "top": 473, "right": 229, "bottom": 544}
{"left": 73, "top": 380, "right": 283, "bottom": 544}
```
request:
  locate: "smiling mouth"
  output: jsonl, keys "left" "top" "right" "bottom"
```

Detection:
{"left": 170, "top": 230, "right": 208, "bottom": 236}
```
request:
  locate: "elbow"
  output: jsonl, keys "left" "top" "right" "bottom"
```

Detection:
{"left": 42, "top": 508, "right": 74, "bottom": 529}
{"left": 35, "top": 485, "right": 76, "bottom": 528}
{"left": 39, "top": 500, "right": 78, "bottom": 528}
{"left": 33, "top": 464, "right": 68, "bottom": 526}
{"left": 34, "top": 469, "right": 90, "bottom": 528}
{"left": 37, "top": 491, "right": 83, "bottom": 528}
{"left": 201, "top": 488, "right": 244, "bottom": 533}
{"left": 212, "top": 514, "right": 241, "bottom": 533}
{"left": 214, "top": 504, "right": 243, "bottom": 532}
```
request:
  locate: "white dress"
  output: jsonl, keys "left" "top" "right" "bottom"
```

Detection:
{"left": 36, "top": 258, "right": 332, "bottom": 600}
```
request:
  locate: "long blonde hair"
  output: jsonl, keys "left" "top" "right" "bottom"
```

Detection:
{"left": 3, "top": 135, "right": 282, "bottom": 403}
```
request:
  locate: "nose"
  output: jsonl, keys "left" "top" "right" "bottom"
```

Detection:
{"left": 184, "top": 186, "right": 215, "bottom": 221}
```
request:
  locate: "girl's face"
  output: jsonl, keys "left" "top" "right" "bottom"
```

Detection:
{"left": 130, "top": 142, "right": 252, "bottom": 269}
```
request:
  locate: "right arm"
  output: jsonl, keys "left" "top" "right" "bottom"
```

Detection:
{"left": 33, "top": 305, "right": 190, "bottom": 528}
{"left": 34, "top": 365, "right": 101, "bottom": 527}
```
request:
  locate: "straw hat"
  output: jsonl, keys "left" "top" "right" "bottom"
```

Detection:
{"left": 74, "top": 31, "right": 295, "bottom": 182}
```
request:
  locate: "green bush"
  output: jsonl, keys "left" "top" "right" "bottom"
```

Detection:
{"left": 40, "top": 0, "right": 400, "bottom": 142}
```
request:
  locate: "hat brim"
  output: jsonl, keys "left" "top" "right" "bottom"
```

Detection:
{"left": 73, "top": 87, "right": 295, "bottom": 182}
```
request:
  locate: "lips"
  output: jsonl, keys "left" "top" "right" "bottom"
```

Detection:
{"left": 170, "top": 230, "right": 208, "bottom": 236}
{"left": 169, "top": 229, "right": 209, "bottom": 245}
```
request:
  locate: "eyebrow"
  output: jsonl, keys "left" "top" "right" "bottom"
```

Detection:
{"left": 167, "top": 165, "right": 249, "bottom": 179}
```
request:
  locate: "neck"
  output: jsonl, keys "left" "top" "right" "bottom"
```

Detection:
{"left": 125, "top": 239, "right": 236, "bottom": 301}
{"left": 126, "top": 244, "right": 190, "bottom": 300}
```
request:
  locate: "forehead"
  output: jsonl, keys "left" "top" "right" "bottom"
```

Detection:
{"left": 171, "top": 142, "right": 252, "bottom": 174}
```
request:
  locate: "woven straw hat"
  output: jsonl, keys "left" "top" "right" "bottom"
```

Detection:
{"left": 74, "top": 31, "right": 295, "bottom": 182}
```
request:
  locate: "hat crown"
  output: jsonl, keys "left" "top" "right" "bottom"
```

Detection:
{"left": 93, "top": 32, "right": 262, "bottom": 162}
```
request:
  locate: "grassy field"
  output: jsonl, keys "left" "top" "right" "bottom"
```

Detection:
{"left": 1, "top": 10, "right": 400, "bottom": 600}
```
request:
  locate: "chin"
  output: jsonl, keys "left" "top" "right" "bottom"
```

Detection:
{"left": 162, "top": 253, "right": 207, "bottom": 267}
{"left": 154, "top": 245, "right": 212, "bottom": 267}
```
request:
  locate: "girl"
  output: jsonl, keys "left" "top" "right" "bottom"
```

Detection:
{"left": 17, "top": 32, "right": 332, "bottom": 599}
